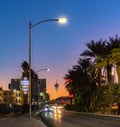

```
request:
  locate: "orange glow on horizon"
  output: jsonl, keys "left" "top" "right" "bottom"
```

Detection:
{"left": 47, "top": 84, "right": 68, "bottom": 100}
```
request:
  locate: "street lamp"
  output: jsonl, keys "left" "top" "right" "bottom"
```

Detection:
{"left": 36, "top": 68, "right": 50, "bottom": 73}
{"left": 36, "top": 68, "right": 49, "bottom": 109}
{"left": 29, "top": 17, "right": 67, "bottom": 118}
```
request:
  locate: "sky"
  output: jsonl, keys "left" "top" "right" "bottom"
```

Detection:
{"left": 1, "top": 0, "right": 120, "bottom": 99}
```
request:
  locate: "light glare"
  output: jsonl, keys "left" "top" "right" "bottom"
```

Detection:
{"left": 58, "top": 17, "right": 67, "bottom": 24}
{"left": 47, "top": 68, "right": 50, "bottom": 71}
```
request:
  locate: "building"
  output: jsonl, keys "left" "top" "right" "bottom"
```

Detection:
{"left": 0, "top": 87, "right": 24, "bottom": 105}
{"left": 9, "top": 79, "right": 21, "bottom": 91}
{"left": 20, "top": 77, "right": 30, "bottom": 104}
{"left": 0, "top": 71, "right": 49, "bottom": 106}
{"left": 32, "top": 79, "right": 47, "bottom": 104}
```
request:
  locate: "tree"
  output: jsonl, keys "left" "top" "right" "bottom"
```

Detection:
{"left": 21, "top": 61, "right": 29, "bottom": 78}
{"left": 81, "top": 39, "right": 106, "bottom": 87}
{"left": 109, "top": 48, "right": 120, "bottom": 82}
{"left": 64, "top": 58, "right": 96, "bottom": 111}
{"left": 21, "top": 61, "right": 38, "bottom": 81}
{"left": 81, "top": 40, "right": 106, "bottom": 58}
{"left": 97, "top": 35, "right": 120, "bottom": 112}
{"left": 106, "top": 35, "right": 120, "bottom": 83}
{"left": 64, "top": 35, "right": 120, "bottom": 113}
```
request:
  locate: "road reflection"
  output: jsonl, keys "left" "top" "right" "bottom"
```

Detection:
{"left": 44, "top": 108, "right": 62, "bottom": 121}
{"left": 53, "top": 108, "right": 62, "bottom": 121}
{"left": 40, "top": 106, "right": 120, "bottom": 127}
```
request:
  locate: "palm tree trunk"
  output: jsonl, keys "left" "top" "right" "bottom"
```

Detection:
{"left": 106, "top": 64, "right": 113, "bottom": 113}
{"left": 107, "top": 65, "right": 112, "bottom": 83}
{"left": 116, "top": 65, "right": 120, "bottom": 83}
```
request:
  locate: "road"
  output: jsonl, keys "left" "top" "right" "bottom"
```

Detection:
{"left": 39, "top": 107, "right": 120, "bottom": 127}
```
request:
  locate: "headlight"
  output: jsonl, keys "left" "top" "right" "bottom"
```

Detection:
{"left": 44, "top": 107, "right": 48, "bottom": 112}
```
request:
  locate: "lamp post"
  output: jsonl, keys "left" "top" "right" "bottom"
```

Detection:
{"left": 29, "top": 17, "right": 67, "bottom": 118}
{"left": 36, "top": 68, "right": 49, "bottom": 108}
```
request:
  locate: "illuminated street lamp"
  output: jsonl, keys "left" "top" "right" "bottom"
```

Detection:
{"left": 36, "top": 68, "right": 50, "bottom": 73}
{"left": 58, "top": 17, "right": 67, "bottom": 24}
{"left": 29, "top": 17, "right": 67, "bottom": 118}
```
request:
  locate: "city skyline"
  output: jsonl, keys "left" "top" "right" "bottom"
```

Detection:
{"left": 1, "top": 0, "right": 120, "bottom": 99}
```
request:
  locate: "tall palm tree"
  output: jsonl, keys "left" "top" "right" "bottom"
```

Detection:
{"left": 21, "top": 61, "right": 29, "bottom": 78}
{"left": 81, "top": 39, "right": 107, "bottom": 87}
{"left": 96, "top": 35, "right": 120, "bottom": 112}
{"left": 106, "top": 35, "right": 120, "bottom": 83}
{"left": 95, "top": 36, "right": 120, "bottom": 85}
{"left": 108, "top": 35, "right": 120, "bottom": 83}
{"left": 64, "top": 69, "right": 77, "bottom": 106}
{"left": 21, "top": 61, "right": 38, "bottom": 81}
{"left": 64, "top": 58, "right": 95, "bottom": 110}
{"left": 81, "top": 40, "right": 106, "bottom": 58}
{"left": 109, "top": 48, "right": 120, "bottom": 82}
{"left": 64, "top": 58, "right": 92, "bottom": 93}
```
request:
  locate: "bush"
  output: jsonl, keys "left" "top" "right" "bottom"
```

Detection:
{"left": 21, "top": 104, "right": 29, "bottom": 113}
{"left": 64, "top": 104, "right": 72, "bottom": 110}
{"left": 0, "top": 104, "right": 11, "bottom": 115}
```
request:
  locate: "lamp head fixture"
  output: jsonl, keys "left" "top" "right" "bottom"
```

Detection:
{"left": 58, "top": 17, "right": 67, "bottom": 24}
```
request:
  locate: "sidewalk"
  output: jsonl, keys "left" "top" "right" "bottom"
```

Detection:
{"left": 0, "top": 115, "right": 47, "bottom": 127}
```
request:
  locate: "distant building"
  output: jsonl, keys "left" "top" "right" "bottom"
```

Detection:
{"left": 39, "top": 79, "right": 47, "bottom": 102}
{"left": 9, "top": 79, "right": 21, "bottom": 91}
{"left": 7, "top": 78, "right": 49, "bottom": 105}
{"left": 29, "top": 78, "right": 49, "bottom": 104}
{"left": 54, "top": 82, "right": 59, "bottom": 99}
{"left": 38, "top": 79, "right": 46, "bottom": 93}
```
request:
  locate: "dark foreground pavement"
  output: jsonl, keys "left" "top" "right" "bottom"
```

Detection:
{"left": 0, "top": 115, "right": 47, "bottom": 127}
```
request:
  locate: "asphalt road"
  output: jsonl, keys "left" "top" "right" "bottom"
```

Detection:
{"left": 39, "top": 108, "right": 120, "bottom": 127}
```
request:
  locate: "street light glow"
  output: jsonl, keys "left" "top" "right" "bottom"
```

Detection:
{"left": 47, "top": 68, "right": 50, "bottom": 71}
{"left": 58, "top": 17, "right": 67, "bottom": 24}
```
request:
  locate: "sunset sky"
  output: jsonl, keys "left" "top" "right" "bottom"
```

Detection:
{"left": 1, "top": 0, "right": 120, "bottom": 99}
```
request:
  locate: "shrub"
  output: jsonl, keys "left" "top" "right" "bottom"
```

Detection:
{"left": 0, "top": 104, "right": 11, "bottom": 115}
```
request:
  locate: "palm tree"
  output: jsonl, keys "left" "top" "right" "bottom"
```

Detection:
{"left": 105, "top": 35, "right": 120, "bottom": 92}
{"left": 96, "top": 35, "right": 120, "bottom": 112}
{"left": 64, "top": 58, "right": 92, "bottom": 94}
{"left": 64, "top": 69, "right": 78, "bottom": 96}
{"left": 81, "top": 39, "right": 107, "bottom": 87}
{"left": 109, "top": 48, "right": 120, "bottom": 82}
{"left": 64, "top": 58, "right": 95, "bottom": 111}
{"left": 21, "top": 61, "right": 29, "bottom": 78}
{"left": 108, "top": 35, "right": 120, "bottom": 83}
{"left": 64, "top": 70, "right": 75, "bottom": 106}
{"left": 21, "top": 61, "right": 38, "bottom": 81}
{"left": 81, "top": 39, "right": 106, "bottom": 58}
